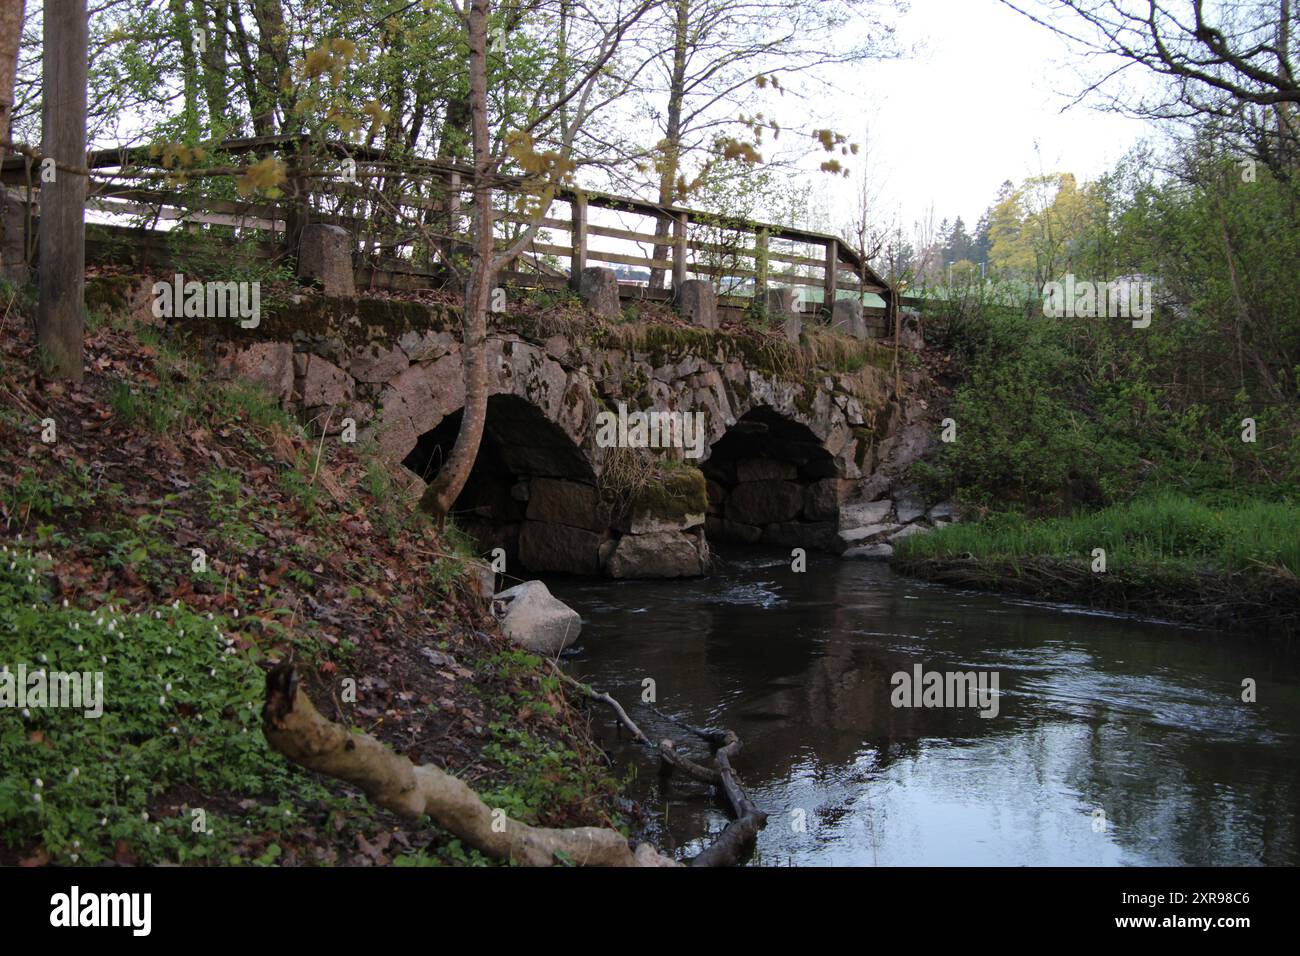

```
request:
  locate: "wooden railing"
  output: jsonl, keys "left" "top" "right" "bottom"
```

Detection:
{"left": 2, "top": 135, "right": 903, "bottom": 323}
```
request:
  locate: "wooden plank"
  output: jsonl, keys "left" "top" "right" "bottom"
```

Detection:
{"left": 530, "top": 240, "right": 671, "bottom": 272}
{"left": 85, "top": 196, "right": 283, "bottom": 232}
{"left": 85, "top": 183, "right": 283, "bottom": 221}
{"left": 498, "top": 269, "right": 568, "bottom": 290}
{"left": 766, "top": 269, "right": 824, "bottom": 288}
{"left": 500, "top": 214, "right": 571, "bottom": 232}
{"left": 686, "top": 234, "right": 825, "bottom": 269}
{"left": 586, "top": 221, "right": 662, "bottom": 245}
{"left": 693, "top": 263, "right": 758, "bottom": 280}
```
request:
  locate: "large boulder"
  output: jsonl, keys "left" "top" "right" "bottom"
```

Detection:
{"left": 760, "top": 521, "right": 838, "bottom": 551}
{"left": 889, "top": 523, "right": 927, "bottom": 543}
{"left": 494, "top": 581, "right": 582, "bottom": 655}
{"left": 579, "top": 267, "right": 620, "bottom": 319}
{"left": 728, "top": 479, "right": 803, "bottom": 525}
{"left": 297, "top": 224, "right": 356, "bottom": 298}
{"left": 526, "top": 478, "right": 608, "bottom": 532}
{"left": 675, "top": 278, "right": 717, "bottom": 330}
{"left": 349, "top": 343, "right": 410, "bottom": 383}
{"left": 803, "top": 479, "right": 843, "bottom": 522}
{"left": 843, "top": 542, "right": 893, "bottom": 561}
{"left": 295, "top": 353, "right": 354, "bottom": 407}
{"left": 216, "top": 342, "right": 295, "bottom": 406}
{"left": 736, "top": 458, "right": 797, "bottom": 482}
{"left": 894, "top": 491, "right": 926, "bottom": 524}
{"left": 838, "top": 499, "right": 893, "bottom": 531}
{"left": 606, "top": 531, "right": 703, "bottom": 579}
{"left": 831, "top": 299, "right": 867, "bottom": 339}
{"left": 927, "top": 500, "right": 957, "bottom": 522}
{"left": 616, "top": 467, "right": 708, "bottom": 534}
{"left": 764, "top": 288, "right": 803, "bottom": 344}
{"left": 518, "top": 520, "right": 602, "bottom": 575}
{"left": 765, "top": 286, "right": 799, "bottom": 317}
{"left": 705, "top": 515, "right": 763, "bottom": 544}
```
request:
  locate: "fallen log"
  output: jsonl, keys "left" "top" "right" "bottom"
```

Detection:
{"left": 260, "top": 663, "right": 675, "bottom": 867}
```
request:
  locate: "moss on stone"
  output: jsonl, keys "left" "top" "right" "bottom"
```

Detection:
{"left": 629, "top": 463, "right": 707, "bottom": 518}
{"left": 175, "top": 294, "right": 458, "bottom": 349}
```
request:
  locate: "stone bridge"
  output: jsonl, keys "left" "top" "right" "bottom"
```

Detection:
{"left": 201, "top": 288, "right": 934, "bottom": 579}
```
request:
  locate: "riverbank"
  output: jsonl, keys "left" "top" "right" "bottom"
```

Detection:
{"left": 0, "top": 282, "right": 625, "bottom": 866}
{"left": 891, "top": 494, "right": 1300, "bottom": 635}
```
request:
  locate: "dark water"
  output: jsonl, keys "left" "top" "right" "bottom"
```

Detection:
{"left": 549, "top": 547, "right": 1300, "bottom": 866}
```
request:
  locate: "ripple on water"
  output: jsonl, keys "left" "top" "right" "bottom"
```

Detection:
{"left": 558, "top": 546, "right": 1300, "bottom": 866}
{"left": 704, "top": 582, "right": 785, "bottom": 608}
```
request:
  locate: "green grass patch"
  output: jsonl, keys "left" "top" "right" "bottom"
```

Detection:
{"left": 896, "top": 492, "right": 1300, "bottom": 576}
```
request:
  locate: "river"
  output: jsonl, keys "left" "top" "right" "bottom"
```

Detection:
{"left": 549, "top": 545, "right": 1300, "bottom": 866}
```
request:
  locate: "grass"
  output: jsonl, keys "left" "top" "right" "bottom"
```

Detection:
{"left": 895, "top": 492, "right": 1300, "bottom": 577}
{"left": 597, "top": 448, "right": 707, "bottom": 522}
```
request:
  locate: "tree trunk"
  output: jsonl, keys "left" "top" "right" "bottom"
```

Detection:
{"left": 649, "top": 0, "right": 689, "bottom": 290}
{"left": 36, "top": 0, "right": 87, "bottom": 383}
{"left": 168, "top": 0, "right": 203, "bottom": 138}
{"left": 195, "top": 0, "right": 232, "bottom": 136}
{"left": 248, "top": 0, "right": 293, "bottom": 134}
{"left": 0, "top": 0, "right": 24, "bottom": 151}
{"left": 420, "top": 0, "right": 493, "bottom": 523}
{"left": 0, "top": 0, "right": 24, "bottom": 281}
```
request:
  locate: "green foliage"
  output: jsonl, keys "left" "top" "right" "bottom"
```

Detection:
{"left": 0, "top": 546, "right": 350, "bottom": 865}
{"left": 918, "top": 141, "right": 1300, "bottom": 514}
{"left": 474, "top": 653, "right": 620, "bottom": 831}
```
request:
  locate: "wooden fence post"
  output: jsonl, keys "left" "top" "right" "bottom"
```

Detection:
{"left": 672, "top": 211, "right": 688, "bottom": 290}
{"left": 570, "top": 191, "right": 587, "bottom": 291}
{"left": 447, "top": 171, "right": 461, "bottom": 224}
{"left": 755, "top": 226, "right": 769, "bottom": 306}
{"left": 823, "top": 237, "right": 838, "bottom": 322}
{"left": 36, "top": 0, "right": 87, "bottom": 382}
{"left": 437, "top": 170, "right": 461, "bottom": 271}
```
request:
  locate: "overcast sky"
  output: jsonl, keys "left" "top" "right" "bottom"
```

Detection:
{"left": 811, "top": 0, "right": 1165, "bottom": 235}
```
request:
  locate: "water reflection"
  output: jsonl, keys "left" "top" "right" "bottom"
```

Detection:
{"left": 550, "top": 546, "right": 1300, "bottom": 866}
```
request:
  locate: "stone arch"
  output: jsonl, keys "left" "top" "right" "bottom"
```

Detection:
{"left": 402, "top": 394, "right": 605, "bottom": 575}
{"left": 701, "top": 405, "right": 843, "bottom": 552}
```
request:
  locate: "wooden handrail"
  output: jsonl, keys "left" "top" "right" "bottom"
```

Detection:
{"left": 4, "top": 134, "right": 895, "bottom": 303}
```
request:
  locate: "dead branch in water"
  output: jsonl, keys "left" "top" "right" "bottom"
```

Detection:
{"left": 261, "top": 662, "right": 675, "bottom": 867}
{"left": 557, "top": 665, "right": 767, "bottom": 866}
